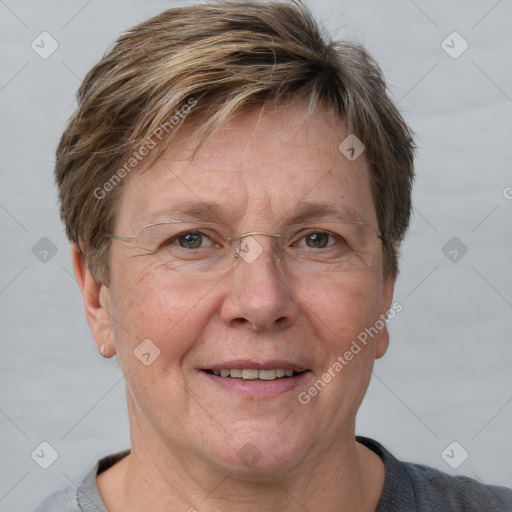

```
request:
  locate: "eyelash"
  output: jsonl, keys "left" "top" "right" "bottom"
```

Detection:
{"left": 166, "top": 229, "right": 344, "bottom": 249}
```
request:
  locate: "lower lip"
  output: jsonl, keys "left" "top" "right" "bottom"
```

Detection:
{"left": 200, "top": 370, "right": 310, "bottom": 397}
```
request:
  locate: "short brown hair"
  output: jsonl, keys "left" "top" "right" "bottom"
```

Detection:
{"left": 55, "top": 0, "right": 414, "bottom": 284}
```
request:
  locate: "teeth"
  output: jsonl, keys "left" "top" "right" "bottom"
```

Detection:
{"left": 259, "top": 369, "right": 278, "bottom": 380}
{"left": 242, "top": 369, "right": 260, "bottom": 380}
{"left": 209, "top": 369, "right": 299, "bottom": 380}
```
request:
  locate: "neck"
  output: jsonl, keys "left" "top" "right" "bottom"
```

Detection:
{"left": 97, "top": 410, "right": 384, "bottom": 512}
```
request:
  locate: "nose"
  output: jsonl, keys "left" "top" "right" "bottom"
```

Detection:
{"left": 220, "top": 235, "right": 299, "bottom": 332}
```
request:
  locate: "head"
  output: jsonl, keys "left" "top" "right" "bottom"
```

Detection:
{"left": 60, "top": 0, "right": 414, "bottom": 475}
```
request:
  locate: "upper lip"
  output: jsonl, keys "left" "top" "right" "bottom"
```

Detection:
{"left": 202, "top": 360, "right": 309, "bottom": 372}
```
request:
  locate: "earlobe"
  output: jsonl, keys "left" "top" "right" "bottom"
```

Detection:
{"left": 375, "top": 326, "right": 389, "bottom": 359}
{"left": 71, "top": 244, "right": 116, "bottom": 357}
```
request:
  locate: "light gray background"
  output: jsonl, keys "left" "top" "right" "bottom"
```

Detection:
{"left": 0, "top": 1, "right": 511, "bottom": 510}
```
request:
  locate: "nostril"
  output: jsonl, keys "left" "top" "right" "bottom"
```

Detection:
{"left": 232, "top": 317, "right": 249, "bottom": 326}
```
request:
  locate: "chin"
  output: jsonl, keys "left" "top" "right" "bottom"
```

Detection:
{"left": 202, "top": 424, "right": 314, "bottom": 477}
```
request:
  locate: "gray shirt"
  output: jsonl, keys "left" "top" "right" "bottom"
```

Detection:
{"left": 33, "top": 436, "right": 512, "bottom": 511}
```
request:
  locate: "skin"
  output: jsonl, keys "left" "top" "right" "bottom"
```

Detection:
{"left": 73, "top": 99, "right": 395, "bottom": 512}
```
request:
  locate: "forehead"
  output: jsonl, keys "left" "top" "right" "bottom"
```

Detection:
{"left": 115, "top": 100, "right": 376, "bottom": 230}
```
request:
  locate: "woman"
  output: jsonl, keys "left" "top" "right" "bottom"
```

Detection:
{"left": 35, "top": 1, "right": 512, "bottom": 510}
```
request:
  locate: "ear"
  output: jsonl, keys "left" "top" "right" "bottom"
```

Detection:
{"left": 375, "top": 277, "right": 395, "bottom": 360}
{"left": 72, "top": 244, "right": 116, "bottom": 357}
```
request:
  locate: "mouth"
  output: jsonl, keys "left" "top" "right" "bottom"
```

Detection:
{"left": 202, "top": 368, "right": 305, "bottom": 380}
{"left": 199, "top": 361, "right": 311, "bottom": 396}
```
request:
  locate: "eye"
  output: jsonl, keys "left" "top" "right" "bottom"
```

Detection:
{"left": 298, "top": 230, "right": 337, "bottom": 249}
{"left": 167, "top": 230, "right": 216, "bottom": 250}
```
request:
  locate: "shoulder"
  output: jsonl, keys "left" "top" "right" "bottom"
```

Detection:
{"left": 357, "top": 436, "right": 512, "bottom": 512}
{"left": 33, "top": 485, "right": 78, "bottom": 511}
{"left": 32, "top": 449, "right": 130, "bottom": 512}
{"left": 402, "top": 459, "right": 512, "bottom": 511}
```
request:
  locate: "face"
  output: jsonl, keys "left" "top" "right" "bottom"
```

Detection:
{"left": 94, "top": 100, "right": 394, "bottom": 475}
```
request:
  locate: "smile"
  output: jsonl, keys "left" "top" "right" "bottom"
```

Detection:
{"left": 203, "top": 368, "right": 302, "bottom": 380}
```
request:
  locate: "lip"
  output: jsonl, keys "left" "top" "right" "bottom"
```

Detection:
{"left": 202, "top": 360, "right": 308, "bottom": 372}
{"left": 199, "top": 368, "right": 311, "bottom": 397}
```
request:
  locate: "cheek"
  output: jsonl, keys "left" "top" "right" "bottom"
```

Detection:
{"left": 108, "top": 261, "right": 213, "bottom": 365}
{"left": 300, "top": 272, "right": 383, "bottom": 339}
{"left": 295, "top": 275, "right": 384, "bottom": 423}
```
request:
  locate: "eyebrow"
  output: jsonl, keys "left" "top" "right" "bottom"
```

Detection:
{"left": 142, "top": 200, "right": 241, "bottom": 225}
{"left": 142, "top": 200, "right": 369, "bottom": 227}
{"left": 281, "top": 201, "right": 369, "bottom": 226}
